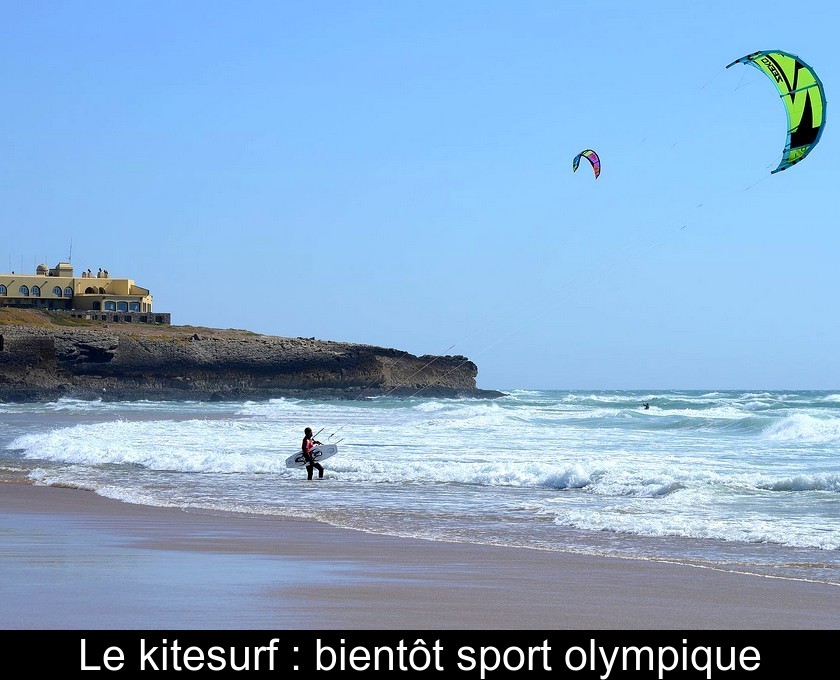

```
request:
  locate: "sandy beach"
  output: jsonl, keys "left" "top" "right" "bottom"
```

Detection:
{"left": 2, "top": 482, "right": 839, "bottom": 630}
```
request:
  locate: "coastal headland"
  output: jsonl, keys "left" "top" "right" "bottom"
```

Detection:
{"left": 0, "top": 309, "right": 502, "bottom": 402}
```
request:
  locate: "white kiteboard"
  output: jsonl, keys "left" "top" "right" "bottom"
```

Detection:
{"left": 285, "top": 443, "right": 338, "bottom": 469}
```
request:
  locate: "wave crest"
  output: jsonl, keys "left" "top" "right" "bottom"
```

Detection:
{"left": 763, "top": 414, "right": 840, "bottom": 443}
{"left": 757, "top": 473, "right": 840, "bottom": 493}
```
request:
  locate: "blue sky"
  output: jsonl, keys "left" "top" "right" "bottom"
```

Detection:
{"left": 1, "top": 1, "right": 838, "bottom": 390}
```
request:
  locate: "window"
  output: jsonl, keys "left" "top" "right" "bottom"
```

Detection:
{"left": 85, "top": 287, "right": 96, "bottom": 294}
{"left": 155, "top": 316, "right": 163, "bottom": 323}
{"left": 124, "top": 316, "right": 132, "bottom": 323}
{"left": 19, "top": 285, "right": 29, "bottom": 296}
{"left": 117, "top": 301, "right": 128, "bottom": 312}
{"left": 104, "top": 301, "right": 116, "bottom": 311}
{"left": 31, "top": 286, "right": 41, "bottom": 297}
{"left": 129, "top": 302, "right": 140, "bottom": 312}
{"left": 63, "top": 287, "right": 73, "bottom": 298}
{"left": 0, "top": 285, "right": 6, "bottom": 296}
{"left": 93, "top": 302, "right": 101, "bottom": 311}
{"left": 53, "top": 286, "right": 62, "bottom": 297}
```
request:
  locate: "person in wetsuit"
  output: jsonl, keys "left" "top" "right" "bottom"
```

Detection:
{"left": 301, "top": 426, "right": 324, "bottom": 480}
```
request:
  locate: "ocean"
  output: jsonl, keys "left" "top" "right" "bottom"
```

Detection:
{"left": 2, "top": 390, "right": 839, "bottom": 585}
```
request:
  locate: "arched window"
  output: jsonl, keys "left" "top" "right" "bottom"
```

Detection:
{"left": 93, "top": 302, "right": 101, "bottom": 311}
{"left": 104, "top": 301, "right": 116, "bottom": 311}
{"left": 63, "top": 287, "right": 73, "bottom": 298}
{"left": 31, "top": 286, "right": 41, "bottom": 297}
{"left": 53, "top": 286, "right": 62, "bottom": 297}
{"left": 0, "top": 285, "right": 6, "bottom": 296}
{"left": 117, "top": 301, "right": 128, "bottom": 312}
{"left": 129, "top": 302, "right": 140, "bottom": 312}
{"left": 18, "top": 285, "right": 29, "bottom": 296}
{"left": 85, "top": 287, "right": 96, "bottom": 294}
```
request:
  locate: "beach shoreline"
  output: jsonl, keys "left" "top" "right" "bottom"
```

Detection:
{"left": 2, "top": 481, "right": 839, "bottom": 630}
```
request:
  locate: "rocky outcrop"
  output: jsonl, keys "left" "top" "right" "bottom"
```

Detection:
{"left": 0, "top": 314, "right": 503, "bottom": 402}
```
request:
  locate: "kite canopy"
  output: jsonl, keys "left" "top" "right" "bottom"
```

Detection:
{"left": 572, "top": 149, "right": 601, "bottom": 179}
{"left": 726, "top": 50, "right": 826, "bottom": 173}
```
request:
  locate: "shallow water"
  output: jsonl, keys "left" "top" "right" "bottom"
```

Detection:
{"left": 2, "top": 390, "right": 839, "bottom": 584}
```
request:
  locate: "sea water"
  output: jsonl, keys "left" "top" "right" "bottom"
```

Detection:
{"left": 1, "top": 390, "right": 839, "bottom": 585}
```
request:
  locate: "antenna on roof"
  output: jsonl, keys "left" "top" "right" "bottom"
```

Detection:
{"left": 69, "top": 240, "right": 72, "bottom": 262}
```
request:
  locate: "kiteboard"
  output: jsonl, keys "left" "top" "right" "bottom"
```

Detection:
{"left": 284, "top": 443, "right": 338, "bottom": 469}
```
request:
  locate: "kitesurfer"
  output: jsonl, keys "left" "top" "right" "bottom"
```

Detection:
{"left": 301, "top": 426, "right": 324, "bottom": 480}
{"left": 642, "top": 402, "right": 650, "bottom": 410}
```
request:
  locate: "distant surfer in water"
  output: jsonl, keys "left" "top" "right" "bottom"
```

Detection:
{"left": 301, "top": 426, "right": 324, "bottom": 480}
{"left": 642, "top": 402, "right": 650, "bottom": 410}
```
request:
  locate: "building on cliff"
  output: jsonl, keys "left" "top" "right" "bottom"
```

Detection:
{"left": 0, "top": 262, "right": 170, "bottom": 324}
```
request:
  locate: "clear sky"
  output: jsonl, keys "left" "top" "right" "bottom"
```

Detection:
{"left": 1, "top": 1, "right": 837, "bottom": 390}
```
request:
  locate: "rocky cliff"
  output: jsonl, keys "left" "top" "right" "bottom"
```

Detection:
{"left": 0, "top": 310, "right": 502, "bottom": 402}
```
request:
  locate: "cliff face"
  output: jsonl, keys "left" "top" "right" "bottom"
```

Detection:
{"left": 0, "top": 311, "right": 502, "bottom": 402}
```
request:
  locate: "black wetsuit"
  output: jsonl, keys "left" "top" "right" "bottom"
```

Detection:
{"left": 306, "top": 458, "right": 324, "bottom": 480}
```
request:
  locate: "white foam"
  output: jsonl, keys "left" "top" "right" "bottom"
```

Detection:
{"left": 10, "top": 419, "right": 298, "bottom": 474}
{"left": 552, "top": 501, "right": 840, "bottom": 550}
{"left": 763, "top": 414, "right": 840, "bottom": 444}
{"left": 5, "top": 390, "right": 840, "bottom": 576}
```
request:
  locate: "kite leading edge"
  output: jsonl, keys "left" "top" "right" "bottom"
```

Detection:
{"left": 573, "top": 149, "right": 601, "bottom": 179}
{"left": 726, "top": 50, "right": 826, "bottom": 173}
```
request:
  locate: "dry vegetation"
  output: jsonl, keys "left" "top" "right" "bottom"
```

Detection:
{"left": 0, "top": 308, "right": 262, "bottom": 340}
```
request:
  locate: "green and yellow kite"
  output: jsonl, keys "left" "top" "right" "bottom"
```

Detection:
{"left": 727, "top": 50, "right": 826, "bottom": 173}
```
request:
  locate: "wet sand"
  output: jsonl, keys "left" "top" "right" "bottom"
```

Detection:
{"left": 2, "top": 482, "right": 839, "bottom": 630}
